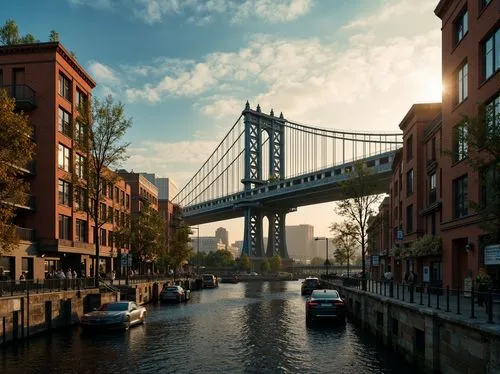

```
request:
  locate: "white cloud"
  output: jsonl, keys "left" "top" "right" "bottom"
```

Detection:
{"left": 67, "top": 0, "right": 311, "bottom": 24}
{"left": 87, "top": 61, "right": 121, "bottom": 85}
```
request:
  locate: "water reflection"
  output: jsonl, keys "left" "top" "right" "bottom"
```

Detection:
{"left": 1, "top": 281, "right": 417, "bottom": 374}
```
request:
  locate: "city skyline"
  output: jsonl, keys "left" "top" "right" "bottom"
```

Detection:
{"left": 1, "top": 0, "right": 442, "bottom": 239}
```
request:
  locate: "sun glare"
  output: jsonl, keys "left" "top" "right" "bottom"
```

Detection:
{"left": 423, "top": 81, "right": 444, "bottom": 102}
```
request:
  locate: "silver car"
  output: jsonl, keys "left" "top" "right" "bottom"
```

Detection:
{"left": 81, "top": 301, "right": 146, "bottom": 330}
{"left": 160, "top": 285, "right": 190, "bottom": 303}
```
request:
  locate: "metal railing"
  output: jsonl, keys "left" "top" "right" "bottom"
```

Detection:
{"left": 0, "top": 277, "right": 95, "bottom": 297}
{"left": 333, "top": 277, "right": 500, "bottom": 324}
{"left": 16, "top": 226, "right": 35, "bottom": 241}
{"left": 1, "top": 84, "right": 37, "bottom": 108}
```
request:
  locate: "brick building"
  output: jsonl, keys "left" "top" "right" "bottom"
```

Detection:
{"left": 0, "top": 42, "right": 131, "bottom": 280}
{"left": 435, "top": 0, "right": 499, "bottom": 287}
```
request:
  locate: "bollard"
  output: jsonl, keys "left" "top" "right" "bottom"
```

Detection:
{"left": 488, "top": 289, "right": 493, "bottom": 324}
{"left": 457, "top": 287, "right": 461, "bottom": 315}
{"left": 446, "top": 286, "right": 450, "bottom": 312}
{"left": 470, "top": 285, "right": 475, "bottom": 319}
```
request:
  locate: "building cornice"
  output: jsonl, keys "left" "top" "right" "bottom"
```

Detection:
{"left": 434, "top": 0, "right": 453, "bottom": 19}
{"left": 0, "top": 42, "right": 96, "bottom": 88}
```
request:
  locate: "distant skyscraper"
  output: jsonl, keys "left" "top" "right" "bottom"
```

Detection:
{"left": 215, "top": 227, "right": 229, "bottom": 248}
{"left": 138, "top": 173, "right": 179, "bottom": 201}
{"left": 285, "top": 225, "right": 315, "bottom": 261}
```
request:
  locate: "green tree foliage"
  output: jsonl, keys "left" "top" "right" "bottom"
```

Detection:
{"left": 205, "top": 250, "right": 234, "bottom": 267}
{"left": 270, "top": 254, "right": 281, "bottom": 273}
{"left": 49, "top": 30, "right": 59, "bottom": 42}
{"left": 0, "top": 20, "right": 38, "bottom": 45}
{"left": 335, "top": 162, "right": 383, "bottom": 289}
{"left": 260, "top": 258, "right": 270, "bottom": 273}
{"left": 168, "top": 205, "right": 193, "bottom": 275}
{"left": 0, "top": 89, "right": 35, "bottom": 255}
{"left": 331, "top": 221, "right": 359, "bottom": 274}
{"left": 310, "top": 257, "right": 325, "bottom": 266}
{"left": 127, "top": 203, "right": 166, "bottom": 272}
{"left": 239, "top": 254, "right": 250, "bottom": 272}
{"left": 455, "top": 108, "right": 500, "bottom": 243}
{"left": 76, "top": 95, "right": 131, "bottom": 286}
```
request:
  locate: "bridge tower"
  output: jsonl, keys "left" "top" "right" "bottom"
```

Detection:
{"left": 241, "top": 102, "right": 289, "bottom": 259}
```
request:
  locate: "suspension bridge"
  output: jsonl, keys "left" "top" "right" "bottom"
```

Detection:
{"left": 173, "top": 102, "right": 402, "bottom": 259}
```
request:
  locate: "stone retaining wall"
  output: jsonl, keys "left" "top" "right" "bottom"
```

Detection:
{"left": 339, "top": 285, "right": 500, "bottom": 373}
{"left": 0, "top": 289, "right": 119, "bottom": 346}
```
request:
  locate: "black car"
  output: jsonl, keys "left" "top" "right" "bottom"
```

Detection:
{"left": 305, "top": 289, "right": 346, "bottom": 324}
{"left": 301, "top": 277, "right": 321, "bottom": 295}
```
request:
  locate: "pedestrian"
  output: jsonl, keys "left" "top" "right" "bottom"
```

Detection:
{"left": 407, "top": 270, "right": 415, "bottom": 285}
{"left": 476, "top": 267, "right": 491, "bottom": 308}
{"left": 72, "top": 269, "right": 77, "bottom": 279}
{"left": 19, "top": 272, "right": 26, "bottom": 281}
{"left": 111, "top": 270, "right": 116, "bottom": 285}
{"left": 66, "top": 268, "right": 72, "bottom": 280}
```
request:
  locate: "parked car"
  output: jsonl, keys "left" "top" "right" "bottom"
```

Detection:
{"left": 301, "top": 277, "right": 321, "bottom": 295}
{"left": 80, "top": 301, "right": 146, "bottom": 330}
{"left": 202, "top": 274, "right": 218, "bottom": 288}
{"left": 305, "top": 289, "right": 346, "bottom": 324}
{"left": 160, "top": 285, "right": 190, "bottom": 303}
{"left": 249, "top": 272, "right": 259, "bottom": 277}
{"left": 220, "top": 275, "right": 239, "bottom": 284}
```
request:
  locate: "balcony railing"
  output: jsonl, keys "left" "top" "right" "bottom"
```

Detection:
{"left": 2, "top": 193, "right": 36, "bottom": 210}
{"left": 1, "top": 84, "right": 37, "bottom": 111}
{"left": 16, "top": 226, "right": 35, "bottom": 241}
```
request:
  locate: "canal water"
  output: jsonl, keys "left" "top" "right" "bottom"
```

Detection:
{"left": 1, "top": 281, "right": 417, "bottom": 374}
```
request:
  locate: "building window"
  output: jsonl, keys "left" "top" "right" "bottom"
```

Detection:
{"left": 485, "top": 93, "right": 499, "bottom": 135}
{"left": 58, "top": 144, "right": 71, "bottom": 172}
{"left": 76, "top": 88, "right": 87, "bottom": 109}
{"left": 108, "top": 231, "right": 114, "bottom": 248}
{"left": 100, "top": 203, "right": 107, "bottom": 220}
{"left": 58, "top": 214, "right": 71, "bottom": 240}
{"left": 100, "top": 228, "right": 107, "bottom": 246}
{"left": 0, "top": 69, "right": 3, "bottom": 85}
{"left": 58, "top": 73, "right": 71, "bottom": 101}
{"left": 406, "top": 135, "right": 413, "bottom": 161}
{"left": 429, "top": 173, "right": 437, "bottom": 204}
{"left": 58, "top": 107, "right": 71, "bottom": 137}
{"left": 76, "top": 219, "right": 87, "bottom": 242}
{"left": 75, "top": 121, "right": 86, "bottom": 145}
{"left": 115, "top": 209, "right": 120, "bottom": 226}
{"left": 126, "top": 194, "right": 130, "bottom": 209}
{"left": 481, "top": 164, "right": 498, "bottom": 204}
{"left": 431, "top": 137, "right": 436, "bottom": 161}
{"left": 58, "top": 179, "right": 71, "bottom": 206}
{"left": 75, "top": 187, "right": 87, "bottom": 210}
{"left": 454, "top": 9, "right": 468, "bottom": 45}
{"left": 108, "top": 206, "right": 113, "bottom": 223}
{"left": 456, "top": 63, "right": 468, "bottom": 104}
{"left": 75, "top": 154, "right": 85, "bottom": 179}
{"left": 115, "top": 187, "right": 119, "bottom": 203}
{"left": 120, "top": 190, "right": 125, "bottom": 205}
{"left": 453, "top": 123, "right": 468, "bottom": 162}
{"left": 483, "top": 28, "right": 499, "bottom": 80}
{"left": 407, "top": 169, "right": 414, "bottom": 196}
{"left": 431, "top": 213, "right": 436, "bottom": 236}
{"left": 120, "top": 212, "right": 125, "bottom": 226}
{"left": 406, "top": 205, "right": 413, "bottom": 234}
{"left": 453, "top": 175, "right": 468, "bottom": 218}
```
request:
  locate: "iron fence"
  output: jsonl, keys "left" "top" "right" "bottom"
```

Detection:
{"left": 0, "top": 277, "right": 95, "bottom": 297}
{"left": 332, "top": 277, "right": 500, "bottom": 324}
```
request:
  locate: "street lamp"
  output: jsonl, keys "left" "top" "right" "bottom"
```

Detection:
{"left": 191, "top": 226, "right": 200, "bottom": 275}
{"left": 314, "top": 237, "right": 330, "bottom": 276}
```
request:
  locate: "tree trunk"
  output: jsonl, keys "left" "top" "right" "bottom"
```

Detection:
{"left": 361, "top": 235, "right": 366, "bottom": 291}
{"left": 94, "top": 194, "right": 100, "bottom": 288}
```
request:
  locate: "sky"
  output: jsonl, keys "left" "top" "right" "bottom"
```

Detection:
{"left": 2, "top": 0, "right": 443, "bottom": 244}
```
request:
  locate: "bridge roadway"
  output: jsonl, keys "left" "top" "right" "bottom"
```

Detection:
{"left": 1, "top": 281, "right": 415, "bottom": 373}
{"left": 183, "top": 150, "right": 396, "bottom": 225}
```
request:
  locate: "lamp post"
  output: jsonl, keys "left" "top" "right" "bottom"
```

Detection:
{"left": 315, "top": 237, "right": 330, "bottom": 276}
{"left": 191, "top": 226, "right": 200, "bottom": 275}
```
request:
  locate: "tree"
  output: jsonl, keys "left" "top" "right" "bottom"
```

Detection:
{"left": 76, "top": 95, "right": 131, "bottom": 287}
{"left": 0, "top": 20, "right": 38, "bottom": 45}
{"left": 168, "top": 204, "right": 193, "bottom": 276}
{"left": 260, "top": 258, "right": 270, "bottom": 273}
{"left": 455, "top": 108, "right": 500, "bottom": 243}
{"left": 270, "top": 254, "right": 281, "bottom": 273}
{"left": 239, "top": 254, "right": 250, "bottom": 272}
{"left": 310, "top": 257, "right": 325, "bottom": 266}
{"left": 0, "top": 89, "right": 35, "bottom": 255}
{"left": 335, "top": 162, "right": 383, "bottom": 290}
{"left": 331, "top": 220, "right": 359, "bottom": 276}
{"left": 129, "top": 203, "right": 166, "bottom": 274}
{"left": 49, "top": 30, "right": 59, "bottom": 42}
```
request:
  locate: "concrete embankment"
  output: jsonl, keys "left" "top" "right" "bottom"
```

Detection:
{"left": 327, "top": 282, "right": 500, "bottom": 374}
{"left": 0, "top": 288, "right": 118, "bottom": 345}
